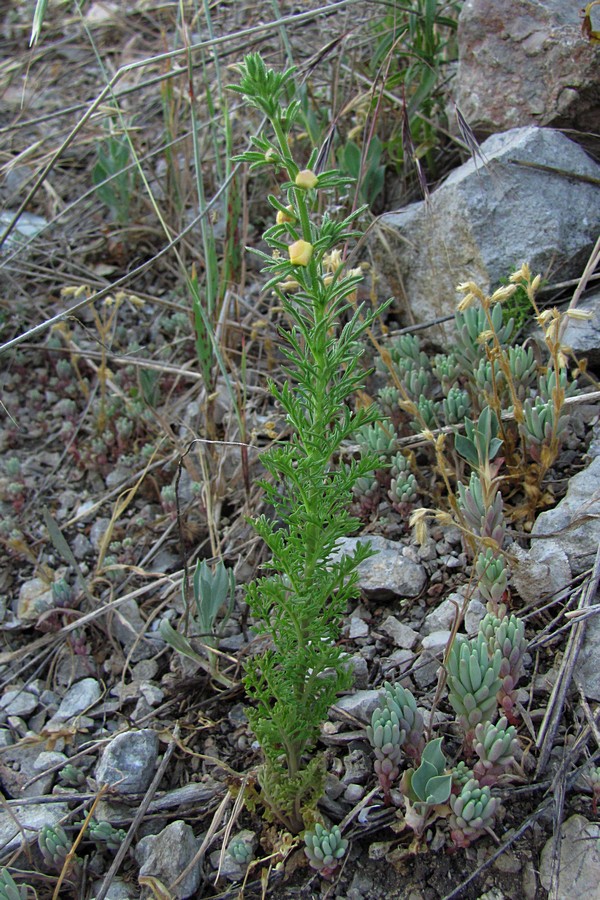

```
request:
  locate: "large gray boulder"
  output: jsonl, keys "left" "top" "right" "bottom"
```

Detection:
{"left": 455, "top": 0, "right": 600, "bottom": 136}
{"left": 374, "top": 127, "right": 600, "bottom": 337}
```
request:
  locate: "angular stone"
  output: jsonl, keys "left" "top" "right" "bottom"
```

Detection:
{"left": 332, "top": 536, "right": 427, "bottom": 600}
{"left": 52, "top": 678, "right": 101, "bottom": 722}
{"left": 330, "top": 690, "right": 381, "bottom": 724}
{"left": 0, "top": 801, "right": 70, "bottom": 854}
{"left": 374, "top": 127, "right": 600, "bottom": 339}
{"left": 379, "top": 616, "right": 419, "bottom": 649}
{"left": 532, "top": 455, "right": 600, "bottom": 576}
{"left": 539, "top": 814, "right": 600, "bottom": 898}
{"left": 561, "top": 291, "right": 600, "bottom": 368}
{"left": 95, "top": 729, "right": 159, "bottom": 794}
{"left": 0, "top": 689, "right": 38, "bottom": 720}
{"left": 136, "top": 820, "right": 201, "bottom": 899}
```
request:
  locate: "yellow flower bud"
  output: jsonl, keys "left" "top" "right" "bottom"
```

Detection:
{"left": 295, "top": 169, "right": 318, "bottom": 190}
{"left": 276, "top": 205, "right": 295, "bottom": 225}
{"left": 288, "top": 240, "right": 313, "bottom": 267}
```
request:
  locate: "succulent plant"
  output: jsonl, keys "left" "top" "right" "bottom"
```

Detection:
{"left": 403, "top": 367, "right": 432, "bottom": 401}
{"left": 87, "top": 818, "right": 126, "bottom": 851}
{"left": 520, "top": 395, "right": 570, "bottom": 461}
{"left": 446, "top": 634, "right": 502, "bottom": 743}
{"left": 452, "top": 760, "right": 472, "bottom": 789}
{"left": 356, "top": 422, "right": 398, "bottom": 459}
{"left": 304, "top": 823, "right": 348, "bottom": 877}
{"left": 352, "top": 473, "right": 381, "bottom": 516}
{"left": 449, "top": 777, "right": 498, "bottom": 847}
{"left": 388, "top": 471, "right": 418, "bottom": 506}
{"left": 366, "top": 705, "right": 405, "bottom": 801}
{"left": 411, "top": 395, "right": 439, "bottom": 431}
{"left": 457, "top": 473, "right": 505, "bottom": 548}
{"left": 443, "top": 386, "right": 471, "bottom": 425}
{"left": 0, "top": 869, "right": 29, "bottom": 900}
{"left": 59, "top": 764, "right": 87, "bottom": 787}
{"left": 473, "top": 717, "right": 519, "bottom": 786}
{"left": 389, "top": 333, "right": 430, "bottom": 370}
{"left": 454, "top": 302, "right": 514, "bottom": 371}
{"left": 38, "top": 823, "right": 80, "bottom": 874}
{"left": 480, "top": 612, "right": 527, "bottom": 722}
{"left": 228, "top": 836, "right": 255, "bottom": 865}
{"left": 377, "top": 386, "right": 401, "bottom": 418}
{"left": 506, "top": 344, "right": 537, "bottom": 394}
{"left": 381, "top": 681, "right": 425, "bottom": 760}
{"left": 432, "top": 352, "right": 461, "bottom": 395}
{"left": 475, "top": 548, "right": 508, "bottom": 610}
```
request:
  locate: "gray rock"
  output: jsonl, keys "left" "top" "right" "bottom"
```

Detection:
{"left": 95, "top": 729, "right": 159, "bottom": 794}
{"left": 52, "top": 678, "right": 101, "bottom": 722}
{"left": 348, "top": 616, "right": 370, "bottom": 639}
{"left": 464, "top": 595, "right": 487, "bottom": 635}
{"left": 111, "top": 598, "right": 159, "bottom": 661}
{"left": 136, "top": 820, "right": 201, "bottom": 899}
{"left": 575, "top": 613, "right": 600, "bottom": 701}
{"left": 330, "top": 690, "right": 381, "bottom": 723}
{"left": 380, "top": 648, "right": 415, "bottom": 680}
{"left": 561, "top": 291, "right": 600, "bottom": 368}
{"left": 332, "top": 536, "right": 427, "bottom": 600}
{"left": 539, "top": 814, "right": 600, "bottom": 898}
{"left": 421, "top": 631, "right": 452, "bottom": 654}
{"left": 455, "top": 0, "right": 600, "bottom": 136}
{"left": 21, "top": 750, "right": 67, "bottom": 798}
{"left": 423, "top": 598, "right": 459, "bottom": 635}
{"left": 510, "top": 539, "right": 572, "bottom": 605}
{"left": 347, "top": 655, "right": 369, "bottom": 689}
{"left": 0, "top": 801, "right": 70, "bottom": 854}
{"left": 379, "top": 616, "right": 419, "bottom": 649}
{"left": 89, "top": 518, "right": 111, "bottom": 549}
{"left": 0, "top": 689, "right": 38, "bottom": 720}
{"left": 90, "top": 878, "right": 136, "bottom": 900}
{"left": 375, "top": 127, "right": 600, "bottom": 338}
{"left": 531, "top": 455, "right": 600, "bottom": 575}
{"left": 16, "top": 577, "right": 55, "bottom": 621}
{"left": 342, "top": 749, "right": 372, "bottom": 785}
{"left": 343, "top": 783, "right": 365, "bottom": 803}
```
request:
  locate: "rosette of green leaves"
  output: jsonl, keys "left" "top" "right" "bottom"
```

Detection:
{"left": 473, "top": 716, "right": 519, "bottom": 786}
{"left": 411, "top": 395, "right": 440, "bottom": 432}
{"left": 228, "top": 836, "right": 255, "bottom": 866}
{"left": 356, "top": 422, "right": 398, "bottom": 460}
{"left": 432, "top": 352, "right": 461, "bottom": 396}
{"left": 443, "top": 386, "right": 471, "bottom": 425}
{"left": 400, "top": 738, "right": 452, "bottom": 835}
{"left": 457, "top": 473, "right": 505, "bottom": 547}
{"left": 59, "top": 763, "right": 87, "bottom": 787}
{"left": 38, "top": 824, "right": 80, "bottom": 874}
{"left": 480, "top": 612, "right": 526, "bottom": 721}
{"left": 388, "top": 333, "right": 429, "bottom": 371}
{"left": 304, "top": 823, "right": 348, "bottom": 876}
{"left": 366, "top": 705, "right": 405, "bottom": 800}
{"left": 0, "top": 870, "right": 28, "bottom": 900}
{"left": 454, "top": 302, "right": 514, "bottom": 372}
{"left": 446, "top": 634, "right": 502, "bottom": 741}
{"left": 449, "top": 777, "right": 498, "bottom": 847}
{"left": 87, "top": 818, "right": 126, "bottom": 852}
{"left": 382, "top": 681, "right": 425, "bottom": 760}
{"left": 475, "top": 548, "right": 508, "bottom": 610}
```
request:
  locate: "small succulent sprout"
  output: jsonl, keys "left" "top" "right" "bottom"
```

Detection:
{"left": 389, "top": 333, "right": 429, "bottom": 370}
{"left": 473, "top": 717, "right": 519, "bottom": 785}
{"left": 377, "top": 385, "right": 401, "bottom": 417}
{"left": 475, "top": 549, "right": 508, "bottom": 610}
{"left": 507, "top": 345, "right": 537, "bottom": 391}
{"left": 457, "top": 473, "right": 505, "bottom": 548}
{"left": 474, "top": 357, "right": 501, "bottom": 396}
{"left": 288, "top": 239, "right": 313, "bottom": 267}
{"left": 432, "top": 352, "right": 461, "bottom": 395}
{"left": 352, "top": 473, "right": 380, "bottom": 515}
{"left": 295, "top": 168, "right": 318, "bottom": 189}
{"left": 0, "top": 869, "right": 28, "bottom": 900}
{"left": 59, "top": 764, "right": 87, "bottom": 787}
{"left": 52, "top": 578, "right": 73, "bottom": 607}
{"left": 381, "top": 681, "right": 425, "bottom": 760}
{"left": 402, "top": 366, "right": 432, "bottom": 400}
{"left": 356, "top": 423, "right": 398, "bottom": 460}
{"left": 446, "top": 634, "right": 502, "bottom": 742}
{"left": 304, "top": 823, "right": 348, "bottom": 878}
{"left": 520, "top": 396, "right": 570, "bottom": 462}
{"left": 87, "top": 818, "right": 126, "bottom": 851}
{"left": 452, "top": 760, "right": 472, "bottom": 789}
{"left": 480, "top": 612, "right": 526, "bottom": 721}
{"left": 228, "top": 836, "right": 255, "bottom": 866}
{"left": 366, "top": 705, "right": 405, "bottom": 801}
{"left": 411, "top": 395, "right": 439, "bottom": 432}
{"left": 454, "top": 301, "right": 514, "bottom": 370}
{"left": 449, "top": 777, "right": 498, "bottom": 847}
{"left": 537, "top": 365, "right": 577, "bottom": 402}
{"left": 443, "top": 386, "right": 471, "bottom": 425}
{"left": 388, "top": 472, "right": 418, "bottom": 506}
{"left": 38, "top": 823, "right": 79, "bottom": 873}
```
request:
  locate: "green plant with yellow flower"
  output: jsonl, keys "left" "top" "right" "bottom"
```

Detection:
{"left": 229, "top": 53, "right": 390, "bottom": 833}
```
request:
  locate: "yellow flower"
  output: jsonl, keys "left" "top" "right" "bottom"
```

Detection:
{"left": 276, "top": 205, "right": 295, "bottom": 225}
{"left": 288, "top": 240, "right": 313, "bottom": 267}
{"left": 295, "top": 169, "right": 318, "bottom": 190}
